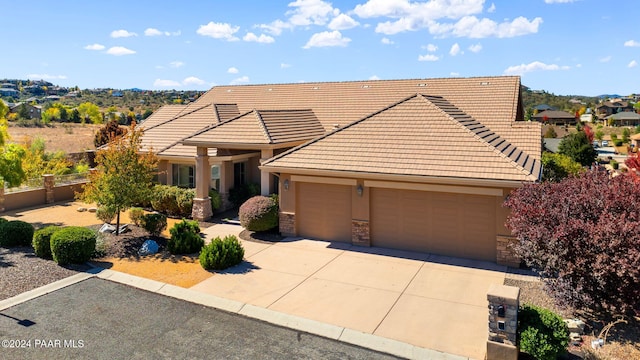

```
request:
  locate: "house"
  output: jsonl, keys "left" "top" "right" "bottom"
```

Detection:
{"left": 605, "top": 112, "right": 640, "bottom": 126}
{"left": 140, "top": 76, "right": 542, "bottom": 264}
{"left": 532, "top": 110, "right": 577, "bottom": 125}
{"left": 9, "top": 102, "right": 42, "bottom": 119}
{"left": 0, "top": 87, "right": 19, "bottom": 97}
{"left": 534, "top": 104, "right": 554, "bottom": 112}
{"left": 596, "top": 99, "right": 634, "bottom": 120}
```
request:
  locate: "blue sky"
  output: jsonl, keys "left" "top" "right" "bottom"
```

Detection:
{"left": 2, "top": 0, "right": 638, "bottom": 96}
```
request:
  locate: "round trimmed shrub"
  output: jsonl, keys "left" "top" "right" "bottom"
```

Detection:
{"left": 140, "top": 213, "right": 167, "bottom": 237}
{"left": 0, "top": 218, "right": 8, "bottom": 225}
{"left": 32, "top": 225, "right": 62, "bottom": 259}
{"left": 199, "top": 235, "right": 245, "bottom": 271}
{"left": 168, "top": 219, "right": 203, "bottom": 254}
{"left": 0, "top": 220, "right": 35, "bottom": 247}
{"left": 50, "top": 227, "right": 97, "bottom": 265}
{"left": 129, "top": 207, "right": 145, "bottom": 226}
{"left": 239, "top": 195, "right": 278, "bottom": 232}
{"left": 518, "top": 304, "right": 569, "bottom": 360}
{"left": 96, "top": 206, "right": 116, "bottom": 224}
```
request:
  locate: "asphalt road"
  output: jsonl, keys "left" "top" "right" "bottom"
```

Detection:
{"left": 0, "top": 278, "right": 400, "bottom": 360}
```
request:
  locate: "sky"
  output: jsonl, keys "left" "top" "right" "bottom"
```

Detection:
{"left": 1, "top": 0, "right": 638, "bottom": 96}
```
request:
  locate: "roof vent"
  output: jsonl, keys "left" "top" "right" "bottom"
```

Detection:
{"left": 332, "top": 124, "right": 340, "bottom": 130}
{"left": 226, "top": 89, "right": 233, "bottom": 92}
{"left": 312, "top": 86, "right": 320, "bottom": 90}
{"left": 361, "top": 85, "right": 371, "bottom": 89}
{"left": 417, "top": 83, "right": 427, "bottom": 87}
{"left": 480, "top": 81, "right": 490, "bottom": 86}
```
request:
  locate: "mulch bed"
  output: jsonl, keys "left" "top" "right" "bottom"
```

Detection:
{"left": 238, "top": 229, "right": 284, "bottom": 244}
{"left": 90, "top": 224, "right": 168, "bottom": 259}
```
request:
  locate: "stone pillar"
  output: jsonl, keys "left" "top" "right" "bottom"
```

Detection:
{"left": 487, "top": 284, "right": 520, "bottom": 360}
{"left": 279, "top": 211, "right": 295, "bottom": 236}
{"left": 192, "top": 147, "right": 213, "bottom": 221}
{"left": 351, "top": 220, "right": 370, "bottom": 246}
{"left": 44, "top": 174, "right": 55, "bottom": 204}
{"left": 496, "top": 236, "right": 521, "bottom": 268}
{"left": 260, "top": 149, "right": 274, "bottom": 196}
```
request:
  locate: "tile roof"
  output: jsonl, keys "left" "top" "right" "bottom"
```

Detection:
{"left": 262, "top": 94, "right": 541, "bottom": 183}
{"left": 532, "top": 110, "right": 576, "bottom": 119}
{"left": 183, "top": 109, "right": 325, "bottom": 147}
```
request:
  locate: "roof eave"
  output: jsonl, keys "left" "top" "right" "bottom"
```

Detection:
{"left": 180, "top": 139, "right": 309, "bottom": 150}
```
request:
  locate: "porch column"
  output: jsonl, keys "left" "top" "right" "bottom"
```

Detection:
{"left": 260, "top": 149, "right": 274, "bottom": 196}
{"left": 192, "top": 147, "right": 212, "bottom": 221}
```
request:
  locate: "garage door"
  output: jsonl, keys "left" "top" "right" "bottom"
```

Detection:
{"left": 370, "top": 188, "right": 496, "bottom": 261}
{"left": 296, "top": 182, "right": 352, "bottom": 242}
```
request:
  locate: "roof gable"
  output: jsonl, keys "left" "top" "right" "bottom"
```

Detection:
{"left": 262, "top": 94, "right": 540, "bottom": 183}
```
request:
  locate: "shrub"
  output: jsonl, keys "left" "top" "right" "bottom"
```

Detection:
{"left": 129, "top": 207, "right": 145, "bottom": 226}
{"left": 228, "top": 183, "right": 260, "bottom": 208}
{"left": 0, "top": 218, "right": 7, "bottom": 225}
{"left": 0, "top": 220, "right": 35, "bottom": 247}
{"left": 50, "top": 227, "right": 97, "bottom": 265}
{"left": 210, "top": 189, "right": 222, "bottom": 212}
{"left": 518, "top": 304, "right": 569, "bottom": 360}
{"left": 32, "top": 226, "right": 62, "bottom": 259}
{"left": 614, "top": 140, "right": 623, "bottom": 147}
{"left": 543, "top": 127, "right": 557, "bottom": 139}
{"left": 239, "top": 195, "right": 278, "bottom": 232}
{"left": 611, "top": 159, "right": 619, "bottom": 170}
{"left": 150, "top": 185, "right": 194, "bottom": 217}
{"left": 140, "top": 213, "right": 167, "bottom": 237}
{"left": 168, "top": 219, "right": 203, "bottom": 254}
{"left": 199, "top": 235, "right": 245, "bottom": 270}
{"left": 96, "top": 206, "right": 116, "bottom": 224}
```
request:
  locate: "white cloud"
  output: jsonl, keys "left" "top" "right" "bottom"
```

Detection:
{"left": 624, "top": 40, "right": 640, "bottom": 47}
{"left": 628, "top": 60, "right": 638, "bottom": 68}
{"left": 328, "top": 13, "right": 360, "bottom": 30}
{"left": 418, "top": 54, "right": 440, "bottom": 62}
{"left": 154, "top": 79, "right": 181, "bottom": 87}
{"left": 230, "top": 76, "right": 250, "bottom": 85}
{"left": 449, "top": 43, "right": 462, "bottom": 56}
{"left": 369, "top": 75, "right": 380, "bottom": 80}
{"left": 303, "top": 30, "right": 351, "bottom": 49}
{"left": 450, "top": 72, "right": 460, "bottom": 76}
{"left": 110, "top": 29, "right": 137, "bottom": 38}
{"left": 257, "top": 20, "right": 292, "bottom": 36}
{"left": 487, "top": 3, "right": 496, "bottom": 12}
{"left": 280, "top": 63, "right": 292, "bottom": 69}
{"left": 170, "top": 61, "right": 184, "bottom": 68}
{"left": 26, "top": 74, "right": 67, "bottom": 80}
{"left": 287, "top": 0, "right": 338, "bottom": 27}
{"left": 196, "top": 22, "right": 240, "bottom": 41}
{"left": 381, "top": 37, "right": 394, "bottom": 45}
{"left": 503, "top": 61, "right": 570, "bottom": 75}
{"left": 438, "top": 16, "right": 543, "bottom": 38}
{"left": 106, "top": 46, "right": 136, "bottom": 56}
{"left": 423, "top": 43, "right": 438, "bottom": 52}
{"left": 243, "top": 32, "right": 275, "bottom": 43}
{"left": 155, "top": 65, "right": 164, "bottom": 69}
{"left": 183, "top": 76, "right": 205, "bottom": 86}
{"left": 84, "top": 43, "right": 105, "bottom": 51}
{"left": 227, "top": 67, "right": 239, "bottom": 74}
{"left": 145, "top": 28, "right": 164, "bottom": 36}
{"left": 468, "top": 43, "right": 482, "bottom": 52}
{"left": 599, "top": 55, "right": 612, "bottom": 63}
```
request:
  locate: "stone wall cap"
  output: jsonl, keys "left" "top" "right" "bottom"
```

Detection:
{"left": 487, "top": 284, "right": 520, "bottom": 302}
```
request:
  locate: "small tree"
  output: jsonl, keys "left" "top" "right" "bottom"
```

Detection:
{"left": 540, "top": 152, "right": 583, "bottom": 182}
{"left": 94, "top": 119, "right": 127, "bottom": 148}
{"left": 622, "top": 128, "right": 631, "bottom": 143}
{"left": 505, "top": 169, "right": 640, "bottom": 315}
{"left": 79, "top": 124, "right": 157, "bottom": 235}
{"left": 595, "top": 130, "right": 604, "bottom": 142}
{"left": 543, "top": 127, "right": 557, "bottom": 139}
{"left": 558, "top": 131, "right": 597, "bottom": 166}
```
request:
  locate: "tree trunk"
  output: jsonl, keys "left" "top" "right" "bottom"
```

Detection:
{"left": 115, "top": 207, "right": 121, "bottom": 236}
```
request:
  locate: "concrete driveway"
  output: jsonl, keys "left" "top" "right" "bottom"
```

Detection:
{"left": 197, "top": 224, "right": 508, "bottom": 360}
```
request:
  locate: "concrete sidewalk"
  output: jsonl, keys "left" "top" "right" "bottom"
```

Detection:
{"left": 195, "top": 225, "right": 508, "bottom": 360}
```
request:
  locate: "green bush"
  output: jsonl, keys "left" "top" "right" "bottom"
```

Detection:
{"left": 210, "top": 189, "right": 222, "bottom": 212}
{"left": 0, "top": 218, "right": 8, "bottom": 225}
{"left": 518, "top": 304, "right": 569, "bottom": 360}
{"left": 129, "top": 207, "right": 145, "bottom": 226}
{"left": 168, "top": 219, "right": 203, "bottom": 254}
{"left": 229, "top": 183, "right": 260, "bottom": 208}
{"left": 150, "top": 185, "right": 194, "bottom": 217}
{"left": 0, "top": 220, "right": 35, "bottom": 247}
{"left": 32, "top": 226, "right": 62, "bottom": 259}
{"left": 614, "top": 140, "right": 623, "bottom": 147}
{"left": 50, "top": 227, "right": 97, "bottom": 265}
{"left": 140, "top": 213, "right": 167, "bottom": 237}
{"left": 96, "top": 206, "right": 116, "bottom": 224}
{"left": 239, "top": 195, "right": 278, "bottom": 232}
{"left": 199, "top": 235, "right": 245, "bottom": 270}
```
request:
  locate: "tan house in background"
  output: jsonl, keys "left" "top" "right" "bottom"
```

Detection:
{"left": 140, "top": 76, "right": 542, "bottom": 264}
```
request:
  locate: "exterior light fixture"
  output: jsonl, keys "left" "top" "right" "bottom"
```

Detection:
{"left": 283, "top": 179, "right": 290, "bottom": 190}
{"left": 356, "top": 184, "right": 363, "bottom": 196}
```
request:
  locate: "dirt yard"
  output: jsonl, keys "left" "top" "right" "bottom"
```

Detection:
{"left": 7, "top": 123, "right": 100, "bottom": 153}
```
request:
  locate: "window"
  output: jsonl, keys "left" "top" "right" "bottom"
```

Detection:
{"left": 234, "top": 162, "right": 246, "bottom": 187}
{"left": 172, "top": 164, "right": 194, "bottom": 188}
{"left": 210, "top": 165, "right": 220, "bottom": 190}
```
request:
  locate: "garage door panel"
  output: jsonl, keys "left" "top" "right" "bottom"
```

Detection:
{"left": 297, "top": 183, "right": 352, "bottom": 242}
{"left": 371, "top": 188, "right": 496, "bottom": 261}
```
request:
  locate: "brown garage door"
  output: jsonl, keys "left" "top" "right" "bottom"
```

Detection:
{"left": 296, "top": 182, "right": 352, "bottom": 242}
{"left": 370, "top": 188, "right": 496, "bottom": 261}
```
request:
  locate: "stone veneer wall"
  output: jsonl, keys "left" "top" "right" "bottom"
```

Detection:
{"left": 351, "top": 220, "right": 370, "bottom": 246}
{"left": 44, "top": 174, "right": 55, "bottom": 204}
{"left": 279, "top": 212, "right": 295, "bottom": 236}
{"left": 192, "top": 198, "right": 213, "bottom": 221}
{"left": 496, "top": 235, "right": 521, "bottom": 268}
{"left": 487, "top": 284, "right": 520, "bottom": 360}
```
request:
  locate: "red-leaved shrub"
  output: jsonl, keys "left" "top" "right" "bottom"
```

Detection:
{"left": 239, "top": 195, "right": 278, "bottom": 232}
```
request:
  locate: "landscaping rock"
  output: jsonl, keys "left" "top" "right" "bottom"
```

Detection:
{"left": 564, "top": 319, "right": 586, "bottom": 334}
{"left": 99, "top": 223, "right": 116, "bottom": 233}
{"left": 88, "top": 207, "right": 98, "bottom": 213}
{"left": 138, "top": 240, "right": 159, "bottom": 256}
{"left": 77, "top": 207, "right": 87, "bottom": 212}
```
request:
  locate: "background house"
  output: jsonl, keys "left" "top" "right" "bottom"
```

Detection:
{"left": 532, "top": 109, "right": 577, "bottom": 125}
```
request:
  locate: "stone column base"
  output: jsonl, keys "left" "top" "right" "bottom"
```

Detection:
{"left": 279, "top": 211, "right": 295, "bottom": 236}
{"left": 352, "top": 220, "right": 370, "bottom": 247}
{"left": 192, "top": 197, "right": 213, "bottom": 221}
{"left": 496, "top": 236, "right": 521, "bottom": 268}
